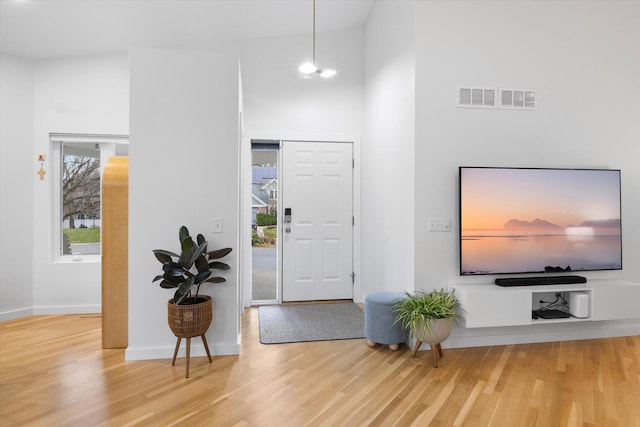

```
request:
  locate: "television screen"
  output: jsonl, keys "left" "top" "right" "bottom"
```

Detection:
{"left": 459, "top": 167, "right": 622, "bottom": 276}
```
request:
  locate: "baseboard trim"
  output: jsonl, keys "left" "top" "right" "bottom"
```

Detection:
{"left": 0, "top": 307, "right": 34, "bottom": 322}
{"left": 32, "top": 305, "right": 101, "bottom": 315}
{"left": 442, "top": 320, "right": 640, "bottom": 350}
{"left": 1, "top": 305, "right": 101, "bottom": 322}
{"left": 125, "top": 341, "right": 240, "bottom": 361}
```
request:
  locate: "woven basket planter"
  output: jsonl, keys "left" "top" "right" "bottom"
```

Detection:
{"left": 167, "top": 295, "right": 212, "bottom": 338}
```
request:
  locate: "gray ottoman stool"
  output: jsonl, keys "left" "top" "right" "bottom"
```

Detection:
{"left": 364, "top": 291, "right": 408, "bottom": 351}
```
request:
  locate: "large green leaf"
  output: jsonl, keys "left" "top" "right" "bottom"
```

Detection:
{"left": 204, "top": 276, "right": 226, "bottom": 284}
{"left": 179, "top": 226, "right": 189, "bottom": 244}
{"left": 180, "top": 275, "right": 194, "bottom": 291}
{"left": 189, "top": 241, "right": 209, "bottom": 268}
{"left": 153, "top": 250, "right": 177, "bottom": 264}
{"left": 179, "top": 236, "right": 195, "bottom": 268}
{"left": 207, "top": 247, "right": 232, "bottom": 259}
{"left": 196, "top": 233, "right": 207, "bottom": 252}
{"left": 174, "top": 289, "right": 188, "bottom": 305}
{"left": 152, "top": 275, "right": 164, "bottom": 283}
{"left": 194, "top": 270, "right": 212, "bottom": 284}
{"left": 160, "top": 280, "right": 178, "bottom": 289}
{"left": 208, "top": 261, "right": 230, "bottom": 270}
{"left": 195, "top": 255, "right": 209, "bottom": 273}
{"left": 173, "top": 276, "right": 195, "bottom": 305}
{"left": 162, "top": 274, "right": 185, "bottom": 285}
{"left": 163, "top": 262, "right": 185, "bottom": 277}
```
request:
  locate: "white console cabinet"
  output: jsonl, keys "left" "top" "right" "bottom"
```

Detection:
{"left": 451, "top": 279, "right": 640, "bottom": 328}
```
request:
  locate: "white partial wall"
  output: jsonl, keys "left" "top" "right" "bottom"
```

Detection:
{"left": 0, "top": 54, "right": 34, "bottom": 321}
{"left": 127, "top": 49, "right": 240, "bottom": 360}
{"left": 413, "top": 1, "right": 640, "bottom": 346}
{"left": 237, "top": 28, "right": 364, "bottom": 136}
{"left": 31, "top": 53, "right": 129, "bottom": 314}
{"left": 362, "top": 1, "right": 415, "bottom": 295}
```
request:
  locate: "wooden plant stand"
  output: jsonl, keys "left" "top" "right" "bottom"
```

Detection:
{"left": 410, "top": 319, "right": 451, "bottom": 368}
{"left": 412, "top": 339, "right": 444, "bottom": 368}
{"left": 172, "top": 334, "right": 212, "bottom": 378}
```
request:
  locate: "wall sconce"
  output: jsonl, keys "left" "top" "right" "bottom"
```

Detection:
{"left": 37, "top": 154, "right": 46, "bottom": 180}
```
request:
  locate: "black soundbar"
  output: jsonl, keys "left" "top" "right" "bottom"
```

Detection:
{"left": 495, "top": 275, "right": 587, "bottom": 287}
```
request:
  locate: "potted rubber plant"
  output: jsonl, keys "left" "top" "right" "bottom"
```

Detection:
{"left": 152, "top": 225, "right": 231, "bottom": 341}
{"left": 393, "top": 288, "right": 459, "bottom": 366}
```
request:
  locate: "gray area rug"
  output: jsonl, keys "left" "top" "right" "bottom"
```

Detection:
{"left": 258, "top": 303, "right": 365, "bottom": 344}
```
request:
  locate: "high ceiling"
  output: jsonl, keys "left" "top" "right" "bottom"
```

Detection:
{"left": 0, "top": 0, "right": 375, "bottom": 59}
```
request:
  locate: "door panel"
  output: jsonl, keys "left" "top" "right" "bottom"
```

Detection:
{"left": 282, "top": 141, "right": 353, "bottom": 301}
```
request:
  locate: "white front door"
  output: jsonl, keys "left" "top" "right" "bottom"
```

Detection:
{"left": 281, "top": 141, "right": 353, "bottom": 301}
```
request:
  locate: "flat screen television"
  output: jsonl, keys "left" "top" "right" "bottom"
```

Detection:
{"left": 459, "top": 166, "right": 622, "bottom": 277}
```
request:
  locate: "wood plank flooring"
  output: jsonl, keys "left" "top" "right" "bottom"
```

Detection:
{"left": 1, "top": 310, "right": 639, "bottom": 426}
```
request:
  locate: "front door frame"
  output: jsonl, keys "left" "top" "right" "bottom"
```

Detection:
{"left": 241, "top": 133, "right": 362, "bottom": 307}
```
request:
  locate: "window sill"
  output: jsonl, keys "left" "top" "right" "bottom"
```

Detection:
{"left": 52, "top": 255, "right": 101, "bottom": 264}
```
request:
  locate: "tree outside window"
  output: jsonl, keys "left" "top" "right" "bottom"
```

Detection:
{"left": 61, "top": 143, "right": 101, "bottom": 255}
{"left": 51, "top": 134, "right": 128, "bottom": 259}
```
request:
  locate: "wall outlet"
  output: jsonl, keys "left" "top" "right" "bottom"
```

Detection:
{"left": 428, "top": 218, "right": 451, "bottom": 232}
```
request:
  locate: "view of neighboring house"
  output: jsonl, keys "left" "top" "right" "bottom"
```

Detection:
{"left": 251, "top": 166, "right": 277, "bottom": 224}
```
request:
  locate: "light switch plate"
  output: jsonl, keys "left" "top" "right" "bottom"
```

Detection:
{"left": 212, "top": 217, "right": 223, "bottom": 233}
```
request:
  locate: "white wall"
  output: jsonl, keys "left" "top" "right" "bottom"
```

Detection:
{"left": 238, "top": 28, "right": 364, "bottom": 137}
{"left": 31, "top": 53, "right": 129, "bottom": 314}
{"left": 0, "top": 54, "right": 34, "bottom": 320}
{"left": 412, "top": 1, "right": 640, "bottom": 346}
{"left": 2, "top": 28, "right": 366, "bottom": 321}
{"left": 127, "top": 48, "right": 241, "bottom": 359}
{"left": 362, "top": 1, "right": 415, "bottom": 294}
{"left": 414, "top": 0, "right": 640, "bottom": 287}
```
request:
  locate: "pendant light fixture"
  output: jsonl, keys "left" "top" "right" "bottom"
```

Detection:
{"left": 298, "top": 0, "right": 336, "bottom": 79}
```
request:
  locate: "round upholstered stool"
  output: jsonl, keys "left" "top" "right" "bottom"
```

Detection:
{"left": 364, "top": 291, "right": 408, "bottom": 351}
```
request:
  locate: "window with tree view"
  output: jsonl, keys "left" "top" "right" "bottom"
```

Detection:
{"left": 52, "top": 134, "right": 128, "bottom": 259}
{"left": 61, "top": 143, "right": 102, "bottom": 255}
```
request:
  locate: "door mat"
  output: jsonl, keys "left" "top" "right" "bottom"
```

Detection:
{"left": 258, "top": 303, "right": 365, "bottom": 344}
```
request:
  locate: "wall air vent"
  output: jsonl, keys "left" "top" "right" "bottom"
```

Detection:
{"left": 456, "top": 87, "right": 497, "bottom": 109}
{"left": 499, "top": 88, "right": 536, "bottom": 110}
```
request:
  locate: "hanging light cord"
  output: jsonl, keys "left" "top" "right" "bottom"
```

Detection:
{"left": 312, "top": 0, "right": 316, "bottom": 65}
{"left": 299, "top": 0, "right": 335, "bottom": 78}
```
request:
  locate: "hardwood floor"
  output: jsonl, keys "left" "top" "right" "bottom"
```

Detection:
{"left": 1, "top": 310, "right": 639, "bottom": 426}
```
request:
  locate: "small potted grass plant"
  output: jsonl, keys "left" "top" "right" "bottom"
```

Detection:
{"left": 393, "top": 288, "right": 459, "bottom": 366}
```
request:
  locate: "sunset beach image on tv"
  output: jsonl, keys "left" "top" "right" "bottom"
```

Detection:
{"left": 459, "top": 167, "right": 622, "bottom": 276}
